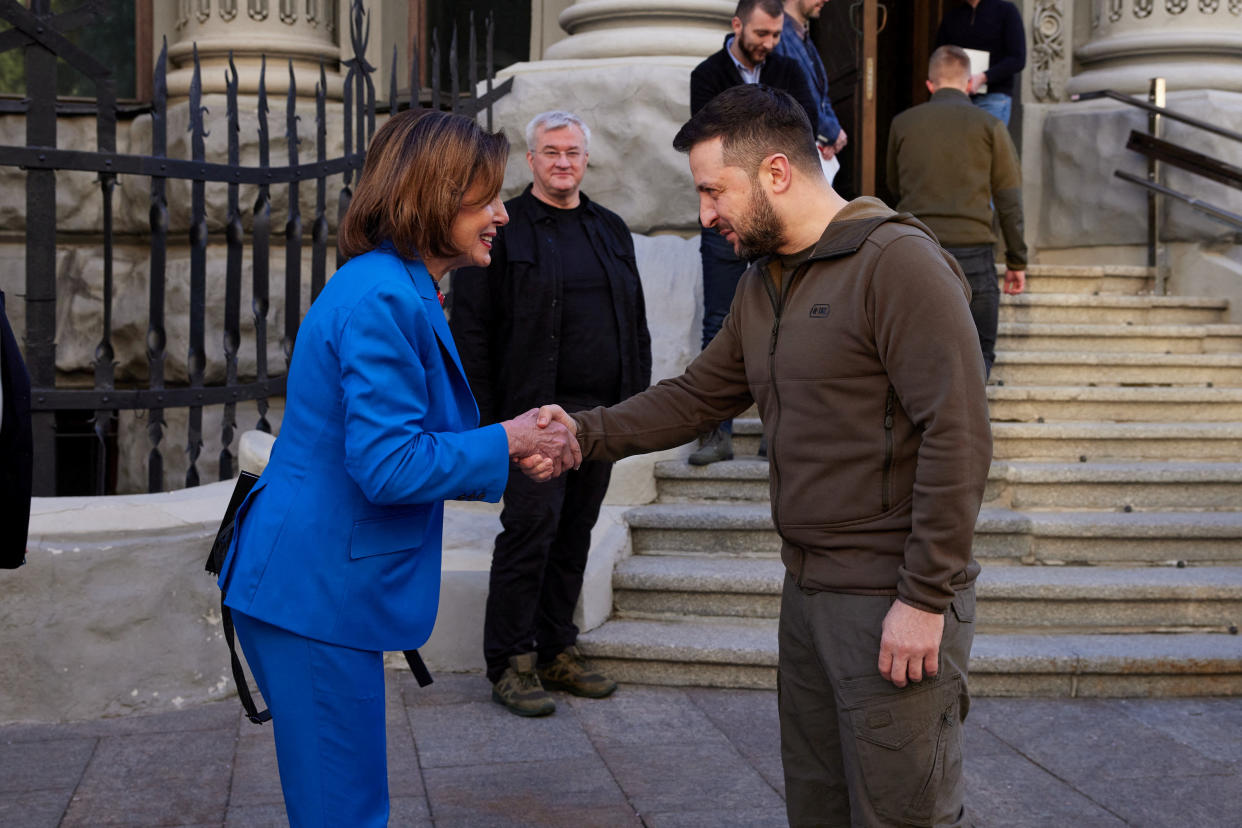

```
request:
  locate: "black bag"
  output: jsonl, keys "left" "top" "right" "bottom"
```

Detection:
{"left": 206, "top": 471, "right": 270, "bottom": 724}
{"left": 206, "top": 471, "right": 433, "bottom": 727}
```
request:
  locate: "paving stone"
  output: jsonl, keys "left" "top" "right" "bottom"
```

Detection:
{"left": 0, "top": 699, "right": 240, "bottom": 743}
{"left": 388, "top": 795, "right": 433, "bottom": 825}
{"left": 1076, "top": 772, "right": 1242, "bottom": 828}
{"left": 0, "top": 790, "right": 73, "bottom": 828}
{"left": 59, "top": 730, "right": 233, "bottom": 826}
{"left": 385, "top": 681, "right": 425, "bottom": 799}
{"left": 1111, "top": 697, "right": 1242, "bottom": 766}
{"left": 566, "top": 685, "right": 723, "bottom": 747}
{"left": 964, "top": 750, "right": 1127, "bottom": 828}
{"left": 407, "top": 700, "right": 597, "bottom": 768}
{"left": 683, "top": 687, "right": 784, "bottom": 793}
{"left": 968, "top": 698, "right": 1233, "bottom": 781}
{"left": 421, "top": 756, "right": 630, "bottom": 824}
{"left": 0, "top": 737, "right": 94, "bottom": 795}
{"left": 432, "top": 806, "right": 640, "bottom": 828}
{"left": 224, "top": 802, "right": 291, "bottom": 827}
{"left": 227, "top": 729, "right": 282, "bottom": 807}
{"left": 596, "top": 739, "right": 784, "bottom": 815}
{"left": 399, "top": 671, "right": 493, "bottom": 708}
{"left": 643, "top": 806, "right": 789, "bottom": 827}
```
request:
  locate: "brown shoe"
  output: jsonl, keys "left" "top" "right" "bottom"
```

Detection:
{"left": 538, "top": 646, "right": 618, "bottom": 698}
{"left": 492, "top": 653, "right": 556, "bottom": 717}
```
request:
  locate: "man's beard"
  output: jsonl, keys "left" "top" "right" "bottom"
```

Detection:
{"left": 733, "top": 184, "right": 786, "bottom": 260}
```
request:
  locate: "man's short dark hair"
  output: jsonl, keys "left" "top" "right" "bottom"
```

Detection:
{"left": 734, "top": 0, "right": 783, "bottom": 21}
{"left": 672, "top": 84, "right": 821, "bottom": 178}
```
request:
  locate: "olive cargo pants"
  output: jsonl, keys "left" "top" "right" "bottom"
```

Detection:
{"left": 778, "top": 574, "right": 976, "bottom": 827}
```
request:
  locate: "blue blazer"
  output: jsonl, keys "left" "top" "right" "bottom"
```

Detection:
{"left": 218, "top": 247, "right": 511, "bottom": 651}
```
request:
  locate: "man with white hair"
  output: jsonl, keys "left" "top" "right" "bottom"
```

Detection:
{"left": 451, "top": 111, "right": 651, "bottom": 717}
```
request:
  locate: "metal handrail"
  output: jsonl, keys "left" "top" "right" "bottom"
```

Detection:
{"left": 1070, "top": 89, "right": 1242, "bottom": 145}
{"left": 1072, "top": 81, "right": 1242, "bottom": 294}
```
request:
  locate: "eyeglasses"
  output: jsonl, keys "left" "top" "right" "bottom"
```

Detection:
{"left": 537, "top": 149, "right": 584, "bottom": 162}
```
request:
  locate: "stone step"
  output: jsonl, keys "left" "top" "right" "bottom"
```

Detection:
{"left": 654, "top": 457, "right": 771, "bottom": 502}
{"left": 991, "top": 421, "right": 1242, "bottom": 461}
{"left": 987, "top": 385, "right": 1242, "bottom": 422}
{"left": 998, "top": 294, "right": 1228, "bottom": 325}
{"left": 577, "top": 620, "right": 1242, "bottom": 696}
{"left": 990, "top": 351, "right": 1242, "bottom": 387}
{"left": 611, "top": 555, "right": 1242, "bottom": 634}
{"left": 974, "top": 508, "right": 1242, "bottom": 565}
{"left": 655, "top": 457, "right": 1242, "bottom": 511}
{"left": 995, "top": 322, "right": 1242, "bottom": 354}
{"left": 986, "top": 460, "right": 1242, "bottom": 511}
{"left": 1001, "top": 264, "right": 1155, "bottom": 295}
{"left": 625, "top": 503, "right": 1242, "bottom": 565}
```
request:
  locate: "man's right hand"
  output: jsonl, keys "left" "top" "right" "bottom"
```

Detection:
{"left": 501, "top": 408, "right": 581, "bottom": 480}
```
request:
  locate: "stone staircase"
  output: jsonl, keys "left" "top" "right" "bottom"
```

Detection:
{"left": 579, "top": 264, "right": 1242, "bottom": 697}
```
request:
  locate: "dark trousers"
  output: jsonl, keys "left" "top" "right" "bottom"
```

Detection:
{"left": 700, "top": 227, "right": 748, "bottom": 434}
{"left": 946, "top": 246, "right": 999, "bottom": 379}
{"left": 778, "top": 576, "right": 975, "bottom": 828}
{"left": 483, "top": 458, "right": 613, "bottom": 683}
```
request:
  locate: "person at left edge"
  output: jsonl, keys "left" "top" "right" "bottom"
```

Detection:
{"left": 215, "top": 108, "right": 580, "bottom": 828}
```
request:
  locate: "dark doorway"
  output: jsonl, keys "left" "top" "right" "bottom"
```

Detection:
{"left": 811, "top": 0, "right": 959, "bottom": 202}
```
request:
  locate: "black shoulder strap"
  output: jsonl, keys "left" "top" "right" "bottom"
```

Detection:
{"left": 208, "top": 471, "right": 433, "bottom": 726}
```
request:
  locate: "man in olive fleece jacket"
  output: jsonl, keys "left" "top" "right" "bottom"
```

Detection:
{"left": 537, "top": 85, "right": 990, "bottom": 827}
{"left": 887, "top": 43, "right": 1027, "bottom": 377}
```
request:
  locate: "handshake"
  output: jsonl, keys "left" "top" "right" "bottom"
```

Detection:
{"left": 500, "top": 404, "right": 581, "bottom": 482}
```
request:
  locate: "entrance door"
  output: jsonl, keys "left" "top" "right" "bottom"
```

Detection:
{"left": 812, "top": 0, "right": 954, "bottom": 201}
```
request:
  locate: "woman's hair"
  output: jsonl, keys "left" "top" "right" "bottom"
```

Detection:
{"left": 338, "top": 109, "right": 509, "bottom": 261}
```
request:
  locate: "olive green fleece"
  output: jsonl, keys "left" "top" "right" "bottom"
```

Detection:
{"left": 886, "top": 88, "right": 1027, "bottom": 269}
{"left": 572, "top": 198, "right": 991, "bottom": 613}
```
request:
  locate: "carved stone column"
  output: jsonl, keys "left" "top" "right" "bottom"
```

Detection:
{"left": 542, "top": 0, "right": 734, "bottom": 60}
{"left": 164, "top": 0, "right": 343, "bottom": 98}
{"left": 1067, "top": 0, "right": 1242, "bottom": 94}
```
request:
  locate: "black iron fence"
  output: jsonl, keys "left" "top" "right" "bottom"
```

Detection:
{"left": 0, "top": 0, "right": 511, "bottom": 496}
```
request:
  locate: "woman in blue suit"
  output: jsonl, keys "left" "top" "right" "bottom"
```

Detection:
{"left": 217, "top": 109, "right": 580, "bottom": 827}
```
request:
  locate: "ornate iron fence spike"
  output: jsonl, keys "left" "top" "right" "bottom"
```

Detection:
{"left": 450, "top": 20, "right": 459, "bottom": 114}
{"left": 486, "top": 11, "right": 494, "bottom": 130}
{"left": 469, "top": 11, "right": 478, "bottom": 113}
{"left": 431, "top": 27, "right": 441, "bottom": 111}
{"left": 389, "top": 43, "right": 398, "bottom": 114}
{"left": 312, "top": 60, "right": 328, "bottom": 301}
{"left": 410, "top": 39, "right": 419, "bottom": 110}
{"left": 221, "top": 49, "right": 243, "bottom": 482}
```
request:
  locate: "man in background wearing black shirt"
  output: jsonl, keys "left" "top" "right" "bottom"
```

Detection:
{"left": 451, "top": 111, "right": 652, "bottom": 717}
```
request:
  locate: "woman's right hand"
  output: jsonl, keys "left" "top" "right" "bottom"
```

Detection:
{"left": 502, "top": 408, "right": 581, "bottom": 479}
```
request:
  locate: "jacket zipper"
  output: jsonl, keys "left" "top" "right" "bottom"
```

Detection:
{"left": 763, "top": 261, "right": 804, "bottom": 584}
{"left": 882, "top": 384, "right": 895, "bottom": 511}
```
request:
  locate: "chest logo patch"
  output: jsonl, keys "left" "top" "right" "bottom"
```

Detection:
{"left": 809, "top": 304, "right": 831, "bottom": 318}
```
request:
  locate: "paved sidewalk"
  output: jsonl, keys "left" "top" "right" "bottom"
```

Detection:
{"left": 2, "top": 671, "right": 1241, "bottom": 827}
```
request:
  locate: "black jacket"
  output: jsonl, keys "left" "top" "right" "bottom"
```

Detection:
{"left": 690, "top": 36, "right": 819, "bottom": 123}
{"left": 1, "top": 290, "right": 32, "bottom": 569}
{"left": 935, "top": 0, "right": 1026, "bottom": 98}
{"left": 450, "top": 186, "right": 652, "bottom": 425}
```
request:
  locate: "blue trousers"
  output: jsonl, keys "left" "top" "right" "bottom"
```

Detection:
{"left": 231, "top": 610, "right": 389, "bottom": 827}
{"left": 700, "top": 227, "right": 748, "bottom": 435}
{"left": 971, "top": 92, "right": 1012, "bottom": 126}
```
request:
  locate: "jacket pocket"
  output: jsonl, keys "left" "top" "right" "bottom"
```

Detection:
{"left": 349, "top": 511, "right": 428, "bottom": 560}
{"left": 838, "top": 672, "right": 964, "bottom": 827}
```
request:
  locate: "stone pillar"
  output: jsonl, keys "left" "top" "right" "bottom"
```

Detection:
{"left": 543, "top": 0, "right": 734, "bottom": 60}
{"left": 163, "top": 0, "right": 344, "bottom": 98}
{"left": 1066, "top": 0, "right": 1242, "bottom": 95}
